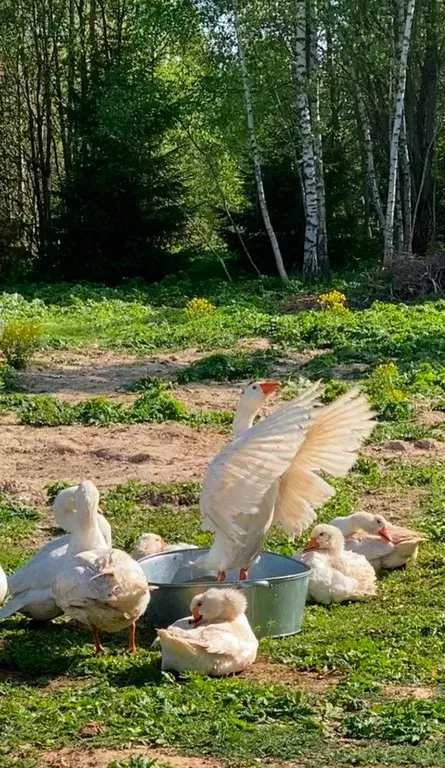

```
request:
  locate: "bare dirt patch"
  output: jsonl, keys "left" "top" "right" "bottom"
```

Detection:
{"left": 0, "top": 423, "right": 228, "bottom": 505}
{"left": 243, "top": 658, "right": 342, "bottom": 692}
{"left": 19, "top": 349, "right": 206, "bottom": 398}
{"left": 366, "top": 438, "right": 445, "bottom": 466}
{"left": 39, "top": 746, "right": 224, "bottom": 768}
{"left": 382, "top": 684, "right": 437, "bottom": 700}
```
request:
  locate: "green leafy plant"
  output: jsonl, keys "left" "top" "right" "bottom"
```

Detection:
{"left": 107, "top": 757, "right": 168, "bottom": 768}
{"left": 363, "top": 363, "right": 412, "bottom": 422}
{"left": 0, "top": 320, "right": 42, "bottom": 369}
{"left": 177, "top": 351, "right": 274, "bottom": 383}
{"left": 0, "top": 363, "right": 20, "bottom": 392}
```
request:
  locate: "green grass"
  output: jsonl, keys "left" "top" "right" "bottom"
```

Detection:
{"left": 176, "top": 350, "right": 276, "bottom": 383}
{"left": 1, "top": 278, "right": 445, "bottom": 365}
{"left": 0, "top": 382, "right": 233, "bottom": 430}
{"left": 1, "top": 459, "right": 445, "bottom": 763}
{"left": 3, "top": 276, "right": 445, "bottom": 766}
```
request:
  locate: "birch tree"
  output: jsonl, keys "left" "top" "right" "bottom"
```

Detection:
{"left": 232, "top": 0, "right": 288, "bottom": 281}
{"left": 354, "top": 78, "right": 385, "bottom": 234}
{"left": 294, "top": 0, "right": 319, "bottom": 275}
{"left": 383, "top": 0, "right": 416, "bottom": 265}
{"left": 309, "top": 0, "right": 328, "bottom": 272}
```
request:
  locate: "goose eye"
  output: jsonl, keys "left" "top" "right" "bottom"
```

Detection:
{"left": 197, "top": 602, "right": 202, "bottom": 607}
{"left": 252, "top": 385, "right": 257, "bottom": 390}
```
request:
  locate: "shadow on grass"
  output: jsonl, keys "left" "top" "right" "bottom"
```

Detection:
{"left": 0, "top": 617, "right": 163, "bottom": 688}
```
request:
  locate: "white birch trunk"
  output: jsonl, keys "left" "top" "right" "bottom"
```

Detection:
{"left": 395, "top": 1, "right": 413, "bottom": 255}
{"left": 354, "top": 80, "right": 385, "bottom": 234}
{"left": 309, "top": 3, "right": 328, "bottom": 272}
{"left": 232, "top": 1, "right": 288, "bottom": 281}
{"left": 294, "top": 0, "right": 319, "bottom": 276}
{"left": 383, "top": 0, "right": 416, "bottom": 265}
{"left": 395, "top": 176, "right": 404, "bottom": 253}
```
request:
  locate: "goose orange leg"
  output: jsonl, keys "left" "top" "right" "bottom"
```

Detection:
{"left": 217, "top": 570, "right": 226, "bottom": 582}
{"left": 128, "top": 621, "right": 137, "bottom": 653}
{"left": 91, "top": 624, "right": 105, "bottom": 655}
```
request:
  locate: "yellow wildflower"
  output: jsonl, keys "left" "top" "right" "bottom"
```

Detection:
{"left": 318, "top": 291, "right": 347, "bottom": 311}
{"left": 186, "top": 297, "right": 216, "bottom": 318}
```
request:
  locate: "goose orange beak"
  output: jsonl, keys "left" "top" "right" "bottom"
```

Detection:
{"left": 379, "top": 526, "right": 393, "bottom": 543}
{"left": 260, "top": 382, "right": 280, "bottom": 396}
{"left": 303, "top": 537, "right": 319, "bottom": 551}
{"left": 192, "top": 606, "right": 202, "bottom": 625}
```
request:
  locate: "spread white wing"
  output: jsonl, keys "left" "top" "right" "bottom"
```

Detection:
{"left": 273, "top": 389, "right": 376, "bottom": 537}
{"left": 200, "top": 383, "right": 322, "bottom": 545}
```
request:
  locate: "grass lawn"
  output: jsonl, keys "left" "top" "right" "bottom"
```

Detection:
{"left": 0, "top": 276, "right": 445, "bottom": 768}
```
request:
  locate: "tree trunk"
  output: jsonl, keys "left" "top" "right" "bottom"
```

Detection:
{"left": 309, "top": 0, "right": 328, "bottom": 273}
{"left": 412, "top": 0, "right": 439, "bottom": 254}
{"left": 354, "top": 79, "right": 385, "bottom": 234}
{"left": 383, "top": 0, "right": 416, "bottom": 266}
{"left": 399, "top": 113, "right": 412, "bottom": 254}
{"left": 294, "top": 0, "right": 318, "bottom": 276}
{"left": 232, "top": 0, "right": 288, "bottom": 281}
{"left": 394, "top": 0, "right": 412, "bottom": 255}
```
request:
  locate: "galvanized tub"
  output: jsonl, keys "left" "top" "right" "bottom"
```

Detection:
{"left": 139, "top": 548, "right": 310, "bottom": 639}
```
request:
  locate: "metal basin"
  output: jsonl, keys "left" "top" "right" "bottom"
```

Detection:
{"left": 139, "top": 548, "right": 310, "bottom": 638}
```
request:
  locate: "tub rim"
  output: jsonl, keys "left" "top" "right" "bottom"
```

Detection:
{"left": 139, "top": 547, "right": 311, "bottom": 589}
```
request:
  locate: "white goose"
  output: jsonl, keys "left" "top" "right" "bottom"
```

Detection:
{"left": 330, "top": 511, "right": 425, "bottom": 571}
{"left": 299, "top": 523, "right": 377, "bottom": 604}
{"left": 155, "top": 588, "right": 258, "bottom": 676}
{"left": 131, "top": 533, "right": 198, "bottom": 561}
{"left": 53, "top": 485, "right": 111, "bottom": 547}
{"left": 53, "top": 481, "right": 153, "bottom": 653}
{"left": 0, "top": 565, "right": 7, "bottom": 604}
{"left": 0, "top": 481, "right": 110, "bottom": 621}
{"left": 195, "top": 382, "right": 376, "bottom": 582}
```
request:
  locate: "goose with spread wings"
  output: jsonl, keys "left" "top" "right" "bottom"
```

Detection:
{"left": 195, "top": 382, "right": 376, "bottom": 582}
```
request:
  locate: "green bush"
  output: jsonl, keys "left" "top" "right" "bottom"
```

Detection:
{"left": 20, "top": 396, "right": 75, "bottom": 426}
{"left": 0, "top": 320, "right": 42, "bottom": 369}
{"left": 177, "top": 351, "right": 274, "bottom": 383}
{"left": 362, "top": 363, "right": 412, "bottom": 422}
{"left": 0, "top": 363, "right": 20, "bottom": 392}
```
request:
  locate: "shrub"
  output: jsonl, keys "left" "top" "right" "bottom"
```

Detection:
{"left": 20, "top": 396, "right": 75, "bottom": 426}
{"left": 131, "top": 389, "right": 188, "bottom": 423}
{"left": 177, "top": 351, "right": 273, "bottom": 383}
{"left": 0, "top": 364, "right": 20, "bottom": 392}
{"left": 0, "top": 320, "right": 42, "bottom": 369}
{"left": 363, "top": 363, "right": 412, "bottom": 422}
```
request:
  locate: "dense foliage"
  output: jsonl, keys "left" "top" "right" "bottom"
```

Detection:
{"left": 0, "top": 0, "right": 444, "bottom": 282}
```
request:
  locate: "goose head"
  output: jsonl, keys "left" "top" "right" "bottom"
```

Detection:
{"left": 304, "top": 524, "right": 345, "bottom": 554}
{"left": 74, "top": 480, "right": 100, "bottom": 520}
{"left": 347, "top": 512, "right": 393, "bottom": 543}
{"left": 132, "top": 533, "right": 167, "bottom": 559}
{"left": 190, "top": 588, "right": 247, "bottom": 625}
{"left": 233, "top": 381, "right": 280, "bottom": 437}
{"left": 67, "top": 480, "right": 104, "bottom": 555}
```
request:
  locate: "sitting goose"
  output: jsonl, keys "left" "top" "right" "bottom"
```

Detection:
{"left": 154, "top": 588, "right": 258, "bottom": 676}
{"left": 0, "top": 565, "right": 7, "bottom": 604}
{"left": 299, "top": 524, "right": 377, "bottom": 604}
{"left": 131, "top": 533, "right": 198, "bottom": 560}
{"left": 330, "top": 512, "right": 425, "bottom": 571}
